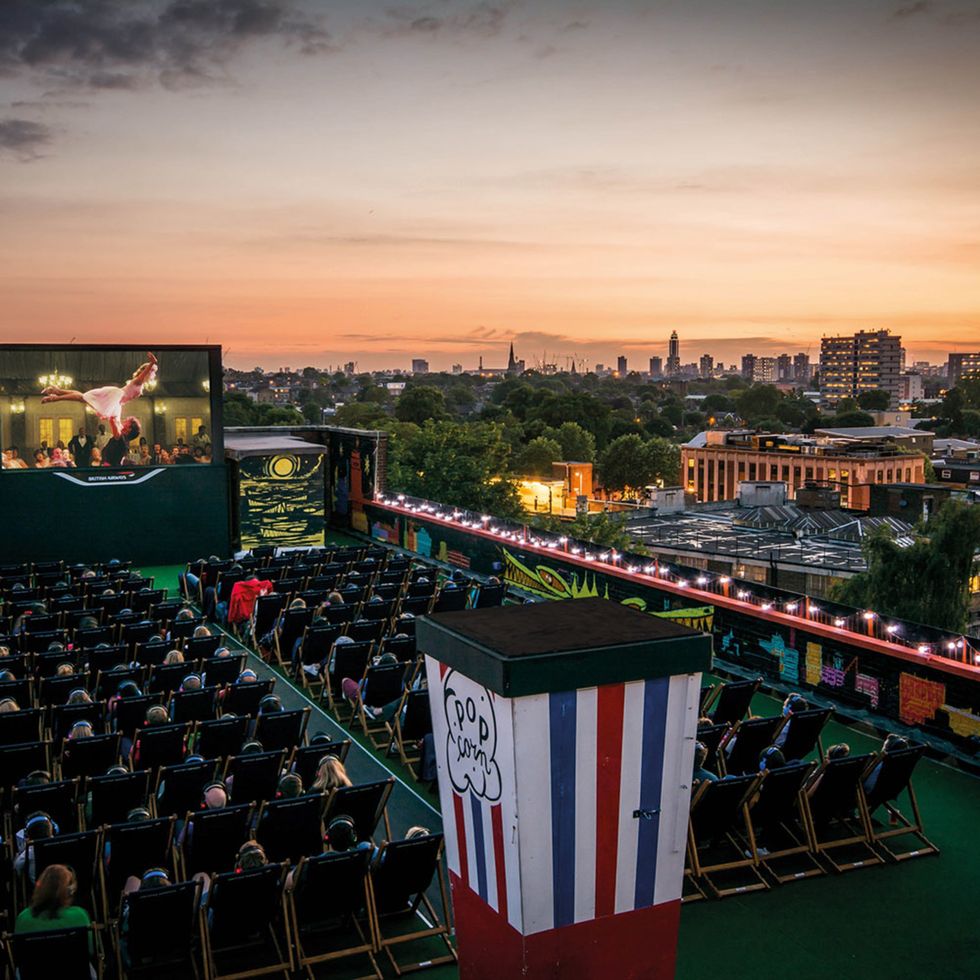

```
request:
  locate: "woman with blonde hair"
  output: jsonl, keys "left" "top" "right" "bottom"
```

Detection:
{"left": 310, "top": 754, "right": 352, "bottom": 794}
{"left": 163, "top": 649, "right": 185, "bottom": 665}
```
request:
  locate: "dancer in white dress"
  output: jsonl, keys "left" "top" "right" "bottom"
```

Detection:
{"left": 40, "top": 352, "right": 157, "bottom": 438}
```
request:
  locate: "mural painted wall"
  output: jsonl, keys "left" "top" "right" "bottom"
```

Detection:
{"left": 239, "top": 452, "right": 325, "bottom": 548}
{"left": 362, "top": 500, "right": 980, "bottom": 754}
{"left": 328, "top": 429, "right": 383, "bottom": 535}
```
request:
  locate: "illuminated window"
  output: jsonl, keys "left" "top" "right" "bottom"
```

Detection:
{"left": 58, "top": 418, "right": 73, "bottom": 446}
{"left": 39, "top": 418, "right": 53, "bottom": 447}
{"left": 175, "top": 417, "right": 188, "bottom": 443}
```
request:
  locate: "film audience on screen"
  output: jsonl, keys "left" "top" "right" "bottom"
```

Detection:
{"left": 2, "top": 422, "right": 211, "bottom": 469}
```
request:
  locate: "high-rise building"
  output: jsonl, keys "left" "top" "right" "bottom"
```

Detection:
{"left": 776, "top": 353, "right": 793, "bottom": 382}
{"left": 793, "top": 353, "right": 811, "bottom": 384}
{"left": 898, "top": 372, "right": 923, "bottom": 403}
{"left": 617, "top": 355, "right": 628, "bottom": 375}
{"left": 411, "top": 358, "right": 429, "bottom": 374}
{"left": 820, "top": 330, "right": 902, "bottom": 408}
{"left": 947, "top": 352, "right": 980, "bottom": 385}
{"left": 753, "top": 357, "right": 776, "bottom": 384}
{"left": 649, "top": 356, "right": 663, "bottom": 377}
{"left": 741, "top": 354, "right": 756, "bottom": 380}
{"left": 699, "top": 354, "right": 714, "bottom": 378}
{"left": 666, "top": 331, "right": 680, "bottom": 375}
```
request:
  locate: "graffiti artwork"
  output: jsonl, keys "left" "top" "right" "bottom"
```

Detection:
{"left": 240, "top": 452, "right": 325, "bottom": 548}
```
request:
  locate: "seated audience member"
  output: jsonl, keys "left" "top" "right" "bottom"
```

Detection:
{"left": 15, "top": 812, "right": 58, "bottom": 881}
{"left": 0, "top": 698, "right": 20, "bottom": 714}
{"left": 693, "top": 741, "right": 719, "bottom": 783}
{"left": 275, "top": 773, "right": 303, "bottom": 799}
{"left": 863, "top": 734, "right": 910, "bottom": 800}
{"left": 827, "top": 743, "right": 851, "bottom": 760}
{"left": 67, "top": 688, "right": 93, "bottom": 705}
{"left": 758, "top": 746, "right": 786, "bottom": 773}
{"left": 15, "top": 864, "right": 93, "bottom": 951}
{"left": 177, "top": 781, "right": 228, "bottom": 847}
{"left": 773, "top": 693, "right": 809, "bottom": 750}
{"left": 164, "top": 649, "right": 185, "bottom": 665}
{"left": 310, "top": 754, "right": 352, "bottom": 794}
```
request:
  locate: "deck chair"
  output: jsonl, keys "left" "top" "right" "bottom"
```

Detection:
{"left": 148, "top": 661, "right": 196, "bottom": 696}
{"left": 323, "top": 641, "right": 372, "bottom": 716}
{"left": 370, "top": 833, "right": 457, "bottom": 975}
{"left": 12, "top": 778, "right": 80, "bottom": 837}
{"left": 347, "top": 619, "right": 386, "bottom": 645}
{"left": 251, "top": 593, "right": 288, "bottom": 647}
{"left": 60, "top": 733, "right": 121, "bottom": 779}
{"left": 183, "top": 634, "right": 222, "bottom": 660}
{"left": 181, "top": 804, "right": 255, "bottom": 876}
{"left": 6, "top": 926, "right": 101, "bottom": 980}
{"left": 397, "top": 596, "right": 430, "bottom": 618}
{"left": 0, "top": 677, "right": 32, "bottom": 709}
{"left": 255, "top": 794, "right": 325, "bottom": 863}
{"left": 120, "top": 621, "right": 158, "bottom": 651}
{"left": 709, "top": 678, "right": 761, "bottom": 726}
{"left": 87, "top": 644, "right": 130, "bottom": 676}
{"left": 274, "top": 607, "right": 316, "bottom": 669}
{"left": 351, "top": 663, "right": 407, "bottom": 742}
{"left": 321, "top": 602, "right": 357, "bottom": 628}
{"left": 0, "top": 740, "right": 51, "bottom": 790}
{"left": 288, "top": 740, "right": 352, "bottom": 788}
{"left": 803, "top": 753, "right": 883, "bottom": 873}
{"left": 749, "top": 762, "right": 823, "bottom": 883}
{"left": 473, "top": 583, "right": 504, "bottom": 608}
{"left": 360, "top": 598, "right": 395, "bottom": 623}
{"left": 225, "top": 749, "right": 286, "bottom": 805}
{"left": 50, "top": 701, "right": 108, "bottom": 743}
{"left": 116, "top": 878, "right": 202, "bottom": 979}
{"left": 76, "top": 625, "right": 114, "bottom": 649}
{"left": 287, "top": 849, "right": 380, "bottom": 980}
{"left": 686, "top": 773, "right": 768, "bottom": 899}
{"left": 779, "top": 707, "right": 833, "bottom": 762}
{"left": 103, "top": 816, "right": 176, "bottom": 917}
{"left": 88, "top": 769, "right": 151, "bottom": 828}
{"left": 862, "top": 743, "right": 939, "bottom": 862}
{"left": 113, "top": 696, "right": 160, "bottom": 742}
{"left": 253, "top": 707, "right": 310, "bottom": 753}
{"left": 202, "top": 653, "right": 247, "bottom": 688}
{"left": 695, "top": 723, "right": 730, "bottom": 777}
{"left": 95, "top": 667, "right": 145, "bottom": 703}
{"left": 170, "top": 686, "right": 220, "bottom": 724}
{"left": 155, "top": 758, "right": 219, "bottom": 819}
{"left": 386, "top": 689, "right": 432, "bottom": 779}
{"left": 431, "top": 587, "right": 468, "bottom": 614}
{"left": 33, "top": 829, "right": 102, "bottom": 919}
{"left": 201, "top": 864, "right": 291, "bottom": 980}
{"left": 130, "top": 722, "right": 188, "bottom": 771}
{"left": 0, "top": 707, "right": 42, "bottom": 745}
{"left": 293, "top": 624, "right": 341, "bottom": 690}
{"left": 132, "top": 638, "right": 169, "bottom": 668}
{"left": 722, "top": 715, "right": 786, "bottom": 776}
{"left": 380, "top": 635, "right": 416, "bottom": 664}
{"left": 196, "top": 715, "right": 249, "bottom": 760}
{"left": 221, "top": 678, "right": 276, "bottom": 718}
{"left": 323, "top": 779, "right": 394, "bottom": 844}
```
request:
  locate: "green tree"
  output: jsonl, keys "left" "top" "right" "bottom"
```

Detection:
{"left": 332, "top": 402, "right": 389, "bottom": 429}
{"left": 857, "top": 389, "right": 891, "bottom": 411}
{"left": 831, "top": 500, "right": 980, "bottom": 632}
{"left": 388, "top": 420, "right": 522, "bottom": 518}
{"left": 254, "top": 404, "right": 304, "bottom": 426}
{"left": 356, "top": 384, "right": 389, "bottom": 405}
{"left": 223, "top": 392, "right": 258, "bottom": 426}
{"left": 513, "top": 436, "right": 562, "bottom": 477}
{"left": 735, "top": 384, "right": 781, "bottom": 423}
{"left": 300, "top": 400, "right": 322, "bottom": 424}
{"left": 552, "top": 421, "right": 596, "bottom": 462}
{"left": 830, "top": 410, "right": 875, "bottom": 428}
{"left": 395, "top": 385, "right": 448, "bottom": 425}
{"left": 598, "top": 435, "right": 680, "bottom": 496}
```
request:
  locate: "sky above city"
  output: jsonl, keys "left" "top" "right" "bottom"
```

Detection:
{"left": 1, "top": 0, "right": 979, "bottom": 371}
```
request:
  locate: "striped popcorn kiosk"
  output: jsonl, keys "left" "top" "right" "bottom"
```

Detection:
{"left": 418, "top": 596, "right": 711, "bottom": 979}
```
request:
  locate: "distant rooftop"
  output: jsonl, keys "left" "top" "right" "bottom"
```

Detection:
{"left": 814, "top": 426, "right": 933, "bottom": 439}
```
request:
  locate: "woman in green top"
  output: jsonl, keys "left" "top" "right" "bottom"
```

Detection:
{"left": 15, "top": 863, "right": 93, "bottom": 953}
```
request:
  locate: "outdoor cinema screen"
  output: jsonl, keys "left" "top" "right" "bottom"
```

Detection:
{"left": 0, "top": 346, "right": 218, "bottom": 471}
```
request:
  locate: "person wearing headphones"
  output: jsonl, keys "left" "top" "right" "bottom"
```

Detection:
{"left": 176, "top": 780, "right": 229, "bottom": 847}
{"left": 693, "top": 741, "right": 719, "bottom": 784}
{"left": 285, "top": 815, "right": 374, "bottom": 891}
{"left": 773, "top": 693, "right": 809, "bottom": 754}
{"left": 14, "top": 812, "right": 58, "bottom": 881}
{"left": 15, "top": 864, "right": 93, "bottom": 952}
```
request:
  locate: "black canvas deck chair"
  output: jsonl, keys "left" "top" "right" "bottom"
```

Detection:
{"left": 254, "top": 707, "right": 310, "bottom": 753}
{"left": 183, "top": 634, "right": 222, "bottom": 660}
{"left": 0, "top": 678, "right": 32, "bottom": 710}
{"left": 40, "top": 673, "right": 90, "bottom": 706}
{"left": 722, "top": 715, "right": 786, "bottom": 776}
{"left": 352, "top": 664, "right": 407, "bottom": 743}
{"left": 370, "top": 833, "right": 456, "bottom": 975}
{"left": 6, "top": 925, "right": 102, "bottom": 980}
{"left": 155, "top": 758, "right": 219, "bottom": 818}
{"left": 288, "top": 740, "right": 352, "bottom": 788}
{"left": 386, "top": 689, "right": 432, "bottom": 779}
{"left": 113, "top": 695, "right": 160, "bottom": 743}
{"left": 803, "top": 753, "right": 882, "bottom": 873}
{"left": 196, "top": 715, "right": 249, "bottom": 760}
{"left": 473, "top": 582, "right": 504, "bottom": 608}
{"left": 380, "top": 634, "right": 416, "bottom": 664}
{"left": 293, "top": 624, "right": 341, "bottom": 691}
{"left": 33, "top": 829, "right": 103, "bottom": 919}
{"left": 862, "top": 743, "right": 939, "bottom": 862}
{"left": 710, "top": 678, "right": 761, "bottom": 726}
{"left": 95, "top": 667, "right": 146, "bottom": 703}
{"left": 347, "top": 619, "right": 386, "bottom": 645}
{"left": 323, "top": 641, "right": 372, "bottom": 717}
{"left": 0, "top": 740, "right": 51, "bottom": 793}
{"left": 695, "top": 723, "right": 730, "bottom": 777}
{"left": 0, "top": 707, "right": 42, "bottom": 745}
{"left": 222, "top": 678, "right": 275, "bottom": 718}
{"left": 323, "top": 603, "right": 358, "bottom": 627}
{"left": 88, "top": 769, "right": 151, "bottom": 828}
{"left": 201, "top": 864, "right": 291, "bottom": 980}
{"left": 779, "top": 707, "right": 833, "bottom": 762}
{"left": 133, "top": 638, "right": 168, "bottom": 668}
{"left": 225, "top": 749, "right": 286, "bottom": 805}
{"left": 686, "top": 773, "right": 768, "bottom": 900}
{"left": 203, "top": 653, "right": 248, "bottom": 688}
{"left": 323, "top": 779, "right": 394, "bottom": 844}
{"left": 431, "top": 587, "right": 467, "bottom": 615}
{"left": 131, "top": 721, "right": 188, "bottom": 771}
{"left": 87, "top": 644, "right": 130, "bottom": 676}
{"left": 251, "top": 593, "right": 287, "bottom": 647}
{"left": 699, "top": 683, "right": 718, "bottom": 714}
{"left": 397, "top": 596, "right": 430, "bottom": 618}
{"left": 360, "top": 598, "right": 395, "bottom": 624}
{"left": 181, "top": 803, "right": 255, "bottom": 876}
{"left": 103, "top": 816, "right": 176, "bottom": 917}
{"left": 60, "top": 732, "right": 121, "bottom": 779}
{"left": 171, "top": 685, "right": 220, "bottom": 724}
{"left": 50, "top": 701, "right": 107, "bottom": 744}
{"left": 749, "top": 761, "right": 823, "bottom": 883}
{"left": 148, "top": 662, "right": 196, "bottom": 696}
{"left": 255, "top": 794, "right": 324, "bottom": 864}
{"left": 11, "top": 777, "right": 80, "bottom": 837}
{"left": 287, "top": 849, "right": 380, "bottom": 980}
{"left": 117, "top": 878, "right": 202, "bottom": 979}
{"left": 274, "top": 607, "right": 315, "bottom": 670}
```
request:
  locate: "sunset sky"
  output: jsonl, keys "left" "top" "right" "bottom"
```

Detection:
{"left": 1, "top": 0, "right": 979, "bottom": 371}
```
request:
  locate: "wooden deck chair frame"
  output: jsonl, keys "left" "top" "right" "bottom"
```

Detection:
{"left": 4, "top": 923, "right": 105, "bottom": 980}
{"left": 801, "top": 755, "right": 884, "bottom": 873}
{"left": 864, "top": 747, "right": 940, "bottom": 863}
{"left": 323, "top": 779, "right": 394, "bottom": 844}
{"left": 286, "top": 852, "right": 381, "bottom": 980}
{"left": 385, "top": 688, "right": 431, "bottom": 780}
{"left": 369, "top": 835, "right": 457, "bottom": 976}
{"left": 348, "top": 663, "right": 406, "bottom": 745}
{"left": 685, "top": 774, "right": 769, "bottom": 900}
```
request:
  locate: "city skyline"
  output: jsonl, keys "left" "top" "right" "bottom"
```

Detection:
{"left": 2, "top": 1, "right": 979, "bottom": 370}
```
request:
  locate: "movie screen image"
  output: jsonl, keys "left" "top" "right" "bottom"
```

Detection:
{"left": 1, "top": 348, "right": 214, "bottom": 470}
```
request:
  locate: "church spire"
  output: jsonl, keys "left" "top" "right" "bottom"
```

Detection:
{"left": 507, "top": 342, "right": 517, "bottom": 373}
